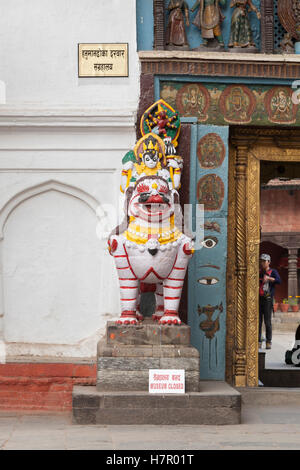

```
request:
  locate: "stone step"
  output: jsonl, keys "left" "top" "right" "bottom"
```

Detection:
{"left": 274, "top": 313, "right": 300, "bottom": 320}
{"left": 273, "top": 317, "right": 300, "bottom": 323}
{"left": 238, "top": 387, "right": 300, "bottom": 405}
{"left": 275, "top": 310, "right": 300, "bottom": 316}
{"left": 72, "top": 381, "right": 241, "bottom": 425}
{"left": 273, "top": 323, "right": 299, "bottom": 332}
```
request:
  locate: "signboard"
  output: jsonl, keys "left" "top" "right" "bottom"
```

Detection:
{"left": 78, "top": 43, "right": 128, "bottom": 77}
{"left": 149, "top": 370, "right": 185, "bottom": 394}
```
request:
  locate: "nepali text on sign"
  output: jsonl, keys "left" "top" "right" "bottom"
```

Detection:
{"left": 78, "top": 43, "right": 128, "bottom": 77}
{"left": 149, "top": 369, "right": 185, "bottom": 394}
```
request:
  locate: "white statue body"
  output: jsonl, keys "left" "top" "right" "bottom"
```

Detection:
{"left": 108, "top": 175, "right": 194, "bottom": 325}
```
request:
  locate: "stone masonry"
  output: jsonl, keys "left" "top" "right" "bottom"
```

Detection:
{"left": 72, "top": 320, "right": 241, "bottom": 425}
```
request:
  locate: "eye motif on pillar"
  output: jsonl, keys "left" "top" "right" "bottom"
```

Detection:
{"left": 201, "top": 236, "right": 219, "bottom": 249}
{"left": 108, "top": 102, "right": 194, "bottom": 326}
{"left": 198, "top": 277, "right": 219, "bottom": 285}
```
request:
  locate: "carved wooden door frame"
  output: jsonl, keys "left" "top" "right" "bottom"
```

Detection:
{"left": 227, "top": 127, "right": 300, "bottom": 387}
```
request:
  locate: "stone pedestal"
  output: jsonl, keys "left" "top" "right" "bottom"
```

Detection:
{"left": 72, "top": 320, "right": 241, "bottom": 425}
{"left": 97, "top": 320, "right": 199, "bottom": 392}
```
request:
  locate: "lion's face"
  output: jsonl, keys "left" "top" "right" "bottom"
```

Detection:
{"left": 128, "top": 177, "right": 173, "bottom": 223}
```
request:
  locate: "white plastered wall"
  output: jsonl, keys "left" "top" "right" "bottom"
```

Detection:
{"left": 0, "top": 0, "right": 140, "bottom": 359}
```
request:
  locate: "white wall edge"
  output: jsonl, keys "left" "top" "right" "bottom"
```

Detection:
{"left": 0, "top": 106, "right": 137, "bottom": 128}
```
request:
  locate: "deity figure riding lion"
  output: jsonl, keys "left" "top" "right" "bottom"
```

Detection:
{"left": 108, "top": 100, "right": 194, "bottom": 326}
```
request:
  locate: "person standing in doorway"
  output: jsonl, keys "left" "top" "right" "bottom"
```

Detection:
{"left": 259, "top": 254, "right": 281, "bottom": 350}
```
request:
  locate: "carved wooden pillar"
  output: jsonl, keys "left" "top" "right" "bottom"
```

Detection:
{"left": 154, "top": 0, "right": 165, "bottom": 50}
{"left": 260, "top": 0, "right": 274, "bottom": 54}
{"left": 233, "top": 143, "right": 248, "bottom": 387}
{"left": 288, "top": 248, "right": 298, "bottom": 298}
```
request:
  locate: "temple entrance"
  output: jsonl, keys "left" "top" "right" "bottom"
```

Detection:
{"left": 259, "top": 161, "right": 300, "bottom": 383}
{"left": 227, "top": 128, "right": 300, "bottom": 387}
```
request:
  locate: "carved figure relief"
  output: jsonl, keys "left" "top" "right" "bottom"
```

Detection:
{"left": 228, "top": 0, "right": 261, "bottom": 51}
{"left": 140, "top": 99, "right": 181, "bottom": 149}
{"left": 197, "top": 133, "right": 226, "bottom": 168}
{"left": 166, "top": 0, "right": 190, "bottom": 50}
{"left": 176, "top": 83, "right": 210, "bottom": 121}
{"left": 277, "top": 32, "right": 295, "bottom": 54}
{"left": 219, "top": 85, "right": 256, "bottom": 124}
{"left": 190, "top": 0, "right": 226, "bottom": 50}
{"left": 197, "top": 174, "right": 224, "bottom": 211}
{"left": 264, "top": 87, "right": 297, "bottom": 124}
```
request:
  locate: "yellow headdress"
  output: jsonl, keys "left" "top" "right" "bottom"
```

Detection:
{"left": 134, "top": 133, "right": 166, "bottom": 166}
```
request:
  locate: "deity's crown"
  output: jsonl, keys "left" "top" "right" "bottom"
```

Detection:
{"left": 142, "top": 138, "right": 159, "bottom": 153}
{"left": 134, "top": 132, "right": 166, "bottom": 166}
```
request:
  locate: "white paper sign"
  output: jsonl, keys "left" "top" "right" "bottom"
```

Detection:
{"left": 149, "top": 369, "right": 185, "bottom": 394}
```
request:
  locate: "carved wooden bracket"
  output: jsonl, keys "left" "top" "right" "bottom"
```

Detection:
{"left": 154, "top": 0, "right": 165, "bottom": 50}
{"left": 261, "top": 0, "right": 275, "bottom": 54}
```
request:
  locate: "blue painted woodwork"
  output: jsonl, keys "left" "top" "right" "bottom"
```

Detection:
{"left": 188, "top": 124, "right": 229, "bottom": 380}
{"left": 137, "top": 0, "right": 154, "bottom": 51}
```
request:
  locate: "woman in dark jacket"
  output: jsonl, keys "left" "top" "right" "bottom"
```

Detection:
{"left": 259, "top": 253, "right": 281, "bottom": 350}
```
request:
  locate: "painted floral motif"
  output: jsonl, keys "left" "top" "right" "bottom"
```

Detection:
{"left": 197, "top": 174, "right": 224, "bottom": 211}
{"left": 264, "top": 87, "right": 297, "bottom": 125}
{"left": 176, "top": 83, "right": 210, "bottom": 121}
{"left": 219, "top": 85, "right": 256, "bottom": 124}
{"left": 197, "top": 133, "right": 225, "bottom": 169}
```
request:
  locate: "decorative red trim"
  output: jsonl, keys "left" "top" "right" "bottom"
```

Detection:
{"left": 120, "top": 286, "right": 138, "bottom": 289}
{"left": 123, "top": 244, "right": 139, "bottom": 279}
{"left": 120, "top": 298, "right": 137, "bottom": 301}
{"left": 173, "top": 266, "right": 185, "bottom": 270}
{"left": 110, "top": 239, "right": 118, "bottom": 253}
{"left": 164, "top": 285, "right": 182, "bottom": 289}
{"left": 117, "top": 266, "right": 130, "bottom": 270}
{"left": 164, "top": 296, "right": 180, "bottom": 300}
{"left": 140, "top": 282, "right": 156, "bottom": 293}
{"left": 120, "top": 311, "right": 136, "bottom": 317}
